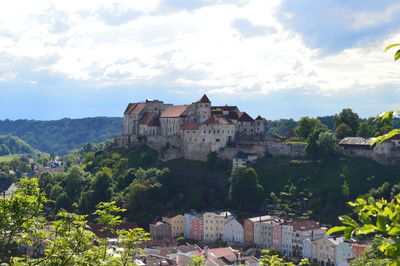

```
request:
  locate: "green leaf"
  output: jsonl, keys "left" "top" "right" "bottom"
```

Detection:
{"left": 357, "top": 224, "right": 376, "bottom": 235}
{"left": 376, "top": 215, "right": 387, "bottom": 231}
{"left": 343, "top": 227, "right": 353, "bottom": 240}
{"left": 326, "top": 226, "right": 347, "bottom": 235}
{"left": 395, "top": 50, "right": 400, "bottom": 61}
{"left": 358, "top": 212, "right": 372, "bottom": 224}
{"left": 339, "top": 215, "right": 359, "bottom": 227}
{"left": 388, "top": 226, "right": 400, "bottom": 236}
{"left": 384, "top": 43, "right": 400, "bottom": 52}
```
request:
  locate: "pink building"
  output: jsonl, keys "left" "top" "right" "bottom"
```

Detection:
{"left": 272, "top": 223, "right": 282, "bottom": 251}
{"left": 189, "top": 216, "right": 203, "bottom": 240}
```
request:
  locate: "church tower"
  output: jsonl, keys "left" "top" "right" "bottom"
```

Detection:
{"left": 195, "top": 94, "right": 212, "bottom": 123}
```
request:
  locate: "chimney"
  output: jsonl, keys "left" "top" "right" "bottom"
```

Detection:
{"left": 204, "top": 246, "right": 208, "bottom": 258}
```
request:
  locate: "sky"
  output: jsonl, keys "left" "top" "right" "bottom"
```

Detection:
{"left": 0, "top": 0, "right": 400, "bottom": 120}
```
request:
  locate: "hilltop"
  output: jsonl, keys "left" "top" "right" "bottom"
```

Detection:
{"left": 0, "top": 117, "right": 123, "bottom": 155}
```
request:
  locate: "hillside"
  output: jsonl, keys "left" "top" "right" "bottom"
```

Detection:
{"left": 0, "top": 135, "right": 41, "bottom": 156}
{"left": 0, "top": 117, "right": 123, "bottom": 155}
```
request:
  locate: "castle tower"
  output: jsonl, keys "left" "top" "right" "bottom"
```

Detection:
{"left": 195, "top": 94, "right": 212, "bottom": 123}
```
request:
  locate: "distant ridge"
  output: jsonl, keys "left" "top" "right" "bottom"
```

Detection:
{"left": 0, "top": 117, "right": 123, "bottom": 155}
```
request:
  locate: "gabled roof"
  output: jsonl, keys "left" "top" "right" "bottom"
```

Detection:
{"left": 197, "top": 94, "right": 211, "bottom": 103}
{"left": 285, "top": 219, "right": 320, "bottom": 231}
{"left": 203, "top": 115, "right": 233, "bottom": 125}
{"left": 139, "top": 112, "right": 157, "bottom": 126}
{"left": 255, "top": 115, "right": 263, "bottom": 120}
{"left": 238, "top": 112, "right": 254, "bottom": 122}
{"left": 125, "top": 103, "right": 146, "bottom": 115}
{"left": 160, "top": 105, "right": 188, "bottom": 118}
{"left": 124, "top": 103, "right": 138, "bottom": 114}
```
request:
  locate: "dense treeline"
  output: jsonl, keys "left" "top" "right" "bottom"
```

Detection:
{"left": 0, "top": 135, "right": 39, "bottom": 156}
{"left": 0, "top": 117, "right": 123, "bottom": 155}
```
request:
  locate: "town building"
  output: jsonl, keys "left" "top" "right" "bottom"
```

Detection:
{"left": 150, "top": 221, "right": 172, "bottom": 240}
{"left": 162, "top": 215, "right": 185, "bottom": 237}
{"left": 203, "top": 211, "right": 233, "bottom": 242}
{"left": 244, "top": 215, "right": 272, "bottom": 245}
{"left": 289, "top": 219, "right": 327, "bottom": 258}
{"left": 312, "top": 237, "right": 352, "bottom": 266}
{"left": 222, "top": 218, "right": 244, "bottom": 244}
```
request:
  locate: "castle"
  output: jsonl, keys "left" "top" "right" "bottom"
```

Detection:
{"left": 116, "top": 95, "right": 306, "bottom": 161}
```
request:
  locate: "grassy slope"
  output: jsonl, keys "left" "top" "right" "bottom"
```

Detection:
{"left": 254, "top": 157, "right": 400, "bottom": 198}
{"left": 0, "top": 154, "right": 19, "bottom": 163}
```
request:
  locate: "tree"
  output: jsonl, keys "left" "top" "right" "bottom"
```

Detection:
{"left": 305, "top": 129, "right": 336, "bottom": 160}
{"left": 229, "top": 167, "right": 264, "bottom": 211}
{"left": 295, "top": 117, "right": 328, "bottom": 140}
{"left": 357, "top": 118, "right": 376, "bottom": 138}
{"left": 333, "top": 108, "right": 360, "bottom": 134}
{"left": 260, "top": 250, "right": 310, "bottom": 265}
{"left": 0, "top": 144, "right": 10, "bottom": 156}
{"left": 190, "top": 255, "right": 206, "bottom": 266}
{"left": 335, "top": 123, "right": 353, "bottom": 139}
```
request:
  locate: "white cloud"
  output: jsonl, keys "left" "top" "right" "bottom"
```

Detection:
{"left": 0, "top": 0, "right": 399, "bottom": 101}
{"left": 351, "top": 4, "right": 400, "bottom": 30}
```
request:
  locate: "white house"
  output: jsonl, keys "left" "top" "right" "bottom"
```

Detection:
{"left": 312, "top": 237, "right": 352, "bottom": 266}
{"left": 222, "top": 218, "right": 244, "bottom": 243}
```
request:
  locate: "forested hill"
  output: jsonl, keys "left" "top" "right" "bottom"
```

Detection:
{"left": 0, "top": 135, "right": 40, "bottom": 156}
{"left": 0, "top": 117, "right": 123, "bottom": 155}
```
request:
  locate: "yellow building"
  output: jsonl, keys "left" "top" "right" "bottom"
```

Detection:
{"left": 162, "top": 215, "right": 185, "bottom": 237}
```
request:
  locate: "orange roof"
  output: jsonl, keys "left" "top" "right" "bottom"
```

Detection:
{"left": 180, "top": 123, "right": 199, "bottom": 130}
{"left": 139, "top": 112, "right": 159, "bottom": 127}
{"left": 160, "top": 105, "right": 188, "bottom": 118}
{"left": 124, "top": 103, "right": 138, "bottom": 114}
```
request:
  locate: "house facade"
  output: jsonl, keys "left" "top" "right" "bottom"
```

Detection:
{"left": 222, "top": 218, "right": 244, "bottom": 243}
{"left": 203, "top": 212, "right": 233, "bottom": 242}
{"left": 162, "top": 215, "right": 185, "bottom": 237}
{"left": 312, "top": 237, "right": 352, "bottom": 266}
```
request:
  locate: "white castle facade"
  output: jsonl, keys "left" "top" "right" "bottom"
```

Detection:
{"left": 116, "top": 95, "right": 305, "bottom": 161}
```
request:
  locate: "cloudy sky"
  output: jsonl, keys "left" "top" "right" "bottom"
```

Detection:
{"left": 0, "top": 0, "right": 400, "bottom": 120}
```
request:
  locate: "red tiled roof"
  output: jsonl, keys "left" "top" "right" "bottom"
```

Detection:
{"left": 197, "top": 94, "right": 211, "bottom": 103}
{"left": 203, "top": 115, "right": 233, "bottom": 125}
{"left": 238, "top": 112, "right": 254, "bottom": 122}
{"left": 285, "top": 219, "right": 320, "bottom": 231}
{"left": 125, "top": 103, "right": 146, "bottom": 115}
{"left": 180, "top": 123, "right": 199, "bottom": 130}
{"left": 160, "top": 105, "right": 188, "bottom": 118}
{"left": 124, "top": 103, "right": 138, "bottom": 114}
{"left": 139, "top": 112, "right": 160, "bottom": 127}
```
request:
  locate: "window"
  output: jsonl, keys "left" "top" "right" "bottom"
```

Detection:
{"left": 216, "top": 139, "right": 220, "bottom": 142}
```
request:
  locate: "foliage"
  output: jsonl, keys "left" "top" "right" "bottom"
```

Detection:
{"left": 350, "top": 235, "right": 394, "bottom": 266}
{"left": 333, "top": 108, "right": 360, "bottom": 134}
{"left": 260, "top": 250, "right": 310, "bottom": 266}
{"left": 0, "top": 178, "right": 149, "bottom": 265}
{"left": 335, "top": 123, "right": 353, "bottom": 139}
{"left": 0, "top": 117, "right": 123, "bottom": 155}
{"left": 327, "top": 194, "right": 400, "bottom": 265}
{"left": 190, "top": 255, "right": 206, "bottom": 266}
{"left": 266, "top": 119, "right": 298, "bottom": 136}
{"left": 295, "top": 117, "right": 328, "bottom": 140}
{"left": 229, "top": 167, "right": 264, "bottom": 211}
{"left": 0, "top": 135, "right": 40, "bottom": 156}
{"left": 305, "top": 129, "right": 336, "bottom": 160}
{"left": 385, "top": 43, "right": 400, "bottom": 61}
